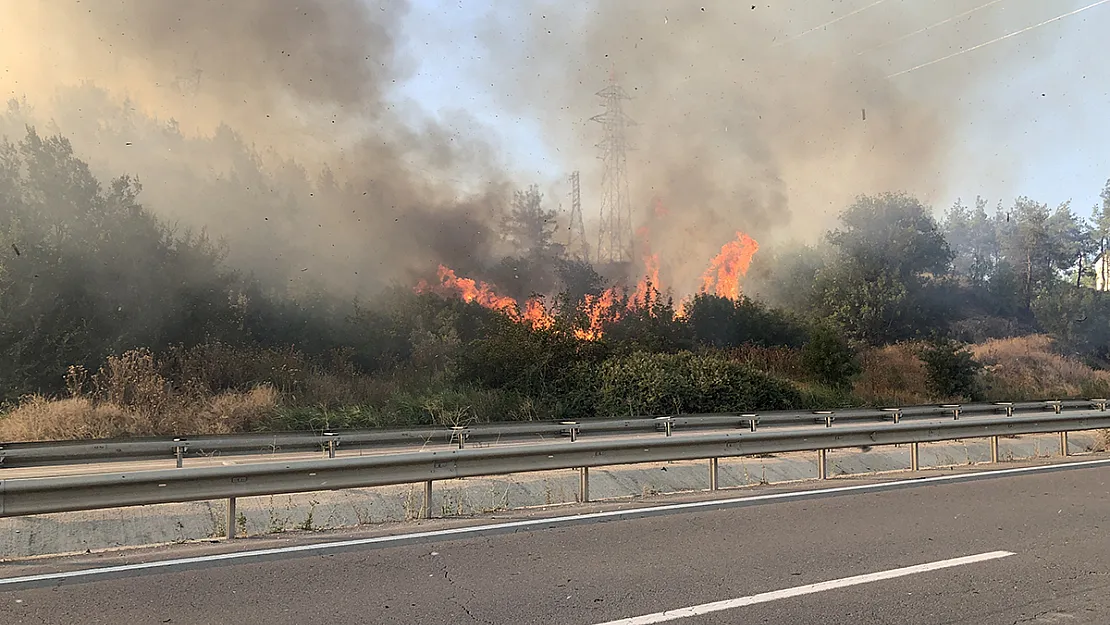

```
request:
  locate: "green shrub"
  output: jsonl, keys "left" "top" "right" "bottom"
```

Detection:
{"left": 683, "top": 294, "right": 807, "bottom": 348}
{"left": 801, "top": 324, "right": 861, "bottom": 389}
{"left": 594, "top": 351, "right": 802, "bottom": 416}
{"left": 919, "top": 338, "right": 983, "bottom": 401}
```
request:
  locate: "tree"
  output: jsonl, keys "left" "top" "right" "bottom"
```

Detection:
{"left": 997, "top": 197, "right": 1079, "bottom": 309}
{"left": 828, "top": 192, "right": 952, "bottom": 282}
{"left": 745, "top": 243, "right": 825, "bottom": 313}
{"left": 943, "top": 196, "right": 997, "bottom": 286}
{"left": 553, "top": 257, "right": 605, "bottom": 312}
{"left": 501, "top": 184, "right": 561, "bottom": 260}
{"left": 816, "top": 192, "right": 953, "bottom": 343}
{"left": 1093, "top": 180, "right": 1110, "bottom": 289}
{"left": 0, "top": 127, "right": 242, "bottom": 398}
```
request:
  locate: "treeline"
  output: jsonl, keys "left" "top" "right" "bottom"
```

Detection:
{"left": 1, "top": 121, "right": 1109, "bottom": 436}
{"left": 749, "top": 191, "right": 1110, "bottom": 361}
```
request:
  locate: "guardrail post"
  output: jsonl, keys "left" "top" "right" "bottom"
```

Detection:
{"left": 579, "top": 467, "right": 590, "bottom": 503}
{"left": 227, "top": 497, "right": 237, "bottom": 539}
{"left": 173, "top": 438, "right": 187, "bottom": 468}
{"left": 450, "top": 426, "right": 468, "bottom": 449}
{"left": 990, "top": 435, "right": 999, "bottom": 463}
{"left": 709, "top": 458, "right": 719, "bottom": 491}
{"left": 561, "top": 421, "right": 580, "bottom": 442}
{"left": 324, "top": 432, "right": 338, "bottom": 459}
{"left": 655, "top": 416, "right": 674, "bottom": 437}
{"left": 818, "top": 449, "right": 827, "bottom": 480}
{"left": 1060, "top": 432, "right": 1069, "bottom": 457}
{"left": 1093, "top": 398, "right": 1108, "bottom": 411}
{"left": 911, "top": 443, "right": 920, "bottom": 471}
{"left": 815, "top": 411, "right": 834, "bottom": 427}
{"left": 881, "top": 408, "right": 901, "bottom": 424}
{"left": 423, "top": 481, "right": 433, "bottom": 519}
{"left": 995, "top": 402, "right": 1014, "bottom": 417}
{"left": 941, "top": 404, "right": 961, "bottom": 420}
{"left": 742, "top": 413, "right": 758, "bottom": 432}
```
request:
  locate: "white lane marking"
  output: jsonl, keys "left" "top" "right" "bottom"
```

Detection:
{"left": 0, "top": 458, "right": 1104, "bottom": 587}
{"left": 592, "top": 551, "right": 1015, "bottom": 624}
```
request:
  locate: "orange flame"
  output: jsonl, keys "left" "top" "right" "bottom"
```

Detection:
{"left": 629, "top": 207, "right": 664, "bottom": 313}
{"left": 419, "top": 227, "right": 759, "bottom": 341}
{"left": 629, "top": 253, "right": 660, "bottom": 311}
{"left": 423, "top": 264, "right": 555, "bottom": 330}
{"left": 522, "top": 298, "right": 554, "bottom": 331}
{"left": 435, "top": 265, "right": 517, "bottom": 313}
{"left": 575, "top": 287, "right": 621, "bottom": 341}
{"left": 700, "top": 232, "right": 759, "bottom": 300}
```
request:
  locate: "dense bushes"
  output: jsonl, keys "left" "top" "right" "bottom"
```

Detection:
{"left": 594, "top": 351, "right": 803, "bottom": 416}
{"left": 683, "top": 294, "right": 807, "bottom": 348}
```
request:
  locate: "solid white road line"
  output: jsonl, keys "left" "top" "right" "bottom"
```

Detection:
{"left": 1, "top": 458, "right": 1105, "bottom": 588}
{"left": 593, "top": 551, "right": 1016, "bottom": 624}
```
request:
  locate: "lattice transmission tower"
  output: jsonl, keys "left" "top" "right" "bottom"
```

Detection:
{"left": 566, "top": 170, "right": 589, "bottom": 260}
{"left": 591, "top": 73, "right": 635, "bottom": 264}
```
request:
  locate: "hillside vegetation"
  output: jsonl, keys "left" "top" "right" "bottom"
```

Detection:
{"left": 1, "top": 118, "right": 1109, "bottom": 441}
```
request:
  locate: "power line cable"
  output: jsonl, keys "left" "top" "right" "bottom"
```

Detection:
{"left": 774, "top": 0, "right": 896, "bottom": 46}
{"left": 887, "top": 0, "right": 1110, "bottom": 78}
{"left": 858, "top": 0, "right": 1009, "bottom": 56}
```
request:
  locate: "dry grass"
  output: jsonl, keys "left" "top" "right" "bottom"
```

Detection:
{"left": 725, "top": 345, "right": 806, "bottom": 380}
{"left": 852, "top": 342, "right": 933, "bottom": 407}
{"left": 0, "top": 386, "right": 279, "bottom": 442}
{"left": 971, "top": 335, "right": 1110, "bottom": 401}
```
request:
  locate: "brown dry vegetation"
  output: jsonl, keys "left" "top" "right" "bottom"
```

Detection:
{"left": 851, "top": 342, "right": 934, "bottom": 407}
{"left": 0, "top": 349, "right": 280, "bottom": 441}
{"left": 2, "top": 334, "right": 1109, "bottom": 442}
{"left": 0, "top": 387, "right": 278, "bottom": 442}
{"left": 971, "top": 335, "right": 1110, "bottom": 401}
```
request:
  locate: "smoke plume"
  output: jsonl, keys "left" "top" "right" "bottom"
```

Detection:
{"left": 0, "top": 0, "right": 512, "bottom": 294}
{"left": 475, "top": 0, "right": 1072, "bottom": 291}
{"left": 0, "top": 0, "right": 1080, "bottom": 297}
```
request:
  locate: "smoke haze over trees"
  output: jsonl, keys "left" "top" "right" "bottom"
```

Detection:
{"left": 0, "top": 1, "right": 1109, "bottom": 436}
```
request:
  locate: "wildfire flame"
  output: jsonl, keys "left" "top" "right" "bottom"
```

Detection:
{"left": 416, "top": 226, "right": 759, "bottom": 341}
{"left": 629, "top": 254, "right": 660, "bottom": 310}
{"left": 522, "top": 298, "right": 554, "bottom": 331}
{"left": 432, "top": 266, "right": 517, "bottom": 312}
{"left": 700, "top": 232, "right": 760, "bottom": 300}
{"left": 575, "top": 287, "right": 621, "bottom": 341}
{"left": 419, "top": 265, "right": 555, "bottom": 330}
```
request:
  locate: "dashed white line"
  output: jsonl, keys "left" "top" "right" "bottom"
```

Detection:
{"left": 593, "top": 551, "right": 1016, "bottom": 624}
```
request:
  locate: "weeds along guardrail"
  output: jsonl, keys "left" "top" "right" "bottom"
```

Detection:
{"left": 1, "top": 409, "right": 1109, "bottom": 538}
{"left": 0, "top": 399, "right": 1106, "bottom": 470}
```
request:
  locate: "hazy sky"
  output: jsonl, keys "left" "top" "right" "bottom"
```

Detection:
{"left": 396, "top": 0, "right": 1110, "bottom": 219}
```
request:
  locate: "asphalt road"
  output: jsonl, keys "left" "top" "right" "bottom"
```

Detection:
{"left": 2, "top": 459, "right": 1109, "bottom": 624}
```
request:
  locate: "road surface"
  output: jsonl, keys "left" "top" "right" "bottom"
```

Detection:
{"left": 2, "top": 457, "right": 1108, "bottom": 624}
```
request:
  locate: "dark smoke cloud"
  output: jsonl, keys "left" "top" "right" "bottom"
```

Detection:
{"left": 0, "top": 0, "right": 1081, "bottom": 298}
{"left": 0, "top": 0, "right": 512, "bottom": 294}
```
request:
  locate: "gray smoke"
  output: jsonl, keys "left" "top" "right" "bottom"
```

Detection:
{"left": 0, "top": 0, "right": 1081, "bottom": 296}
{"left": 473, "top": 0, "right": 1073, "bottom": 291}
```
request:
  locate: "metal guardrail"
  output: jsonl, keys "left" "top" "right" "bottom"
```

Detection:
{"left": 0, "top": 399, "right": 1105, "bottom": 469}
{"left": 2, "top": 409, "right": 1109, "bottom": 538}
